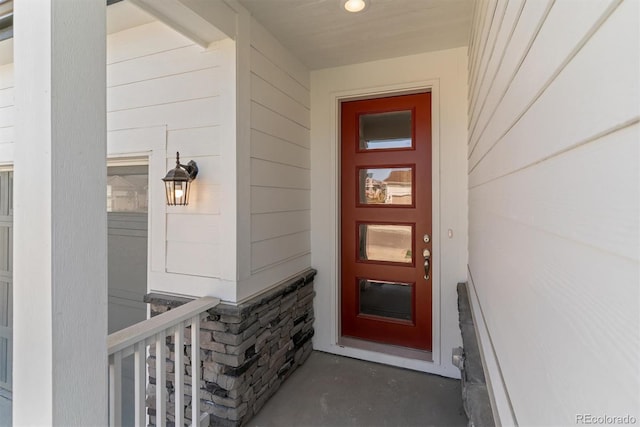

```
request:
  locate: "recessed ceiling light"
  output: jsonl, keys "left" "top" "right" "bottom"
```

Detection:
{"left": 343, "top": 0, "right": 367, "bottom": 13}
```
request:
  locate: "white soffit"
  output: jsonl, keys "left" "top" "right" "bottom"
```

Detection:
{"left": 238, "top": 0, "right": 473, "bottom": 70}
{"left": 128, "top": 0, "right": 232, "bottom": 47}
{"left": 0, "top": 1, "right": 156, "bottom": 65}
{"left": 106, "top": 1, "right": 155, "bottom": 35}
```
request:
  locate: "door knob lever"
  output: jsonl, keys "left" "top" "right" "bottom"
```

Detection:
{"left": 423, "top": 248, "right": 431, "bottom": 280}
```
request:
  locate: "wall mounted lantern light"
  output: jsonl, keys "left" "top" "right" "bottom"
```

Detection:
{"left": 162, "top": 152, "right": 198, "bottom": 206}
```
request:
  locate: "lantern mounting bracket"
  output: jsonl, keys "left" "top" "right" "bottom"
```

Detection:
{"left": 181, "top": 160, "right": 198, "bottom": 180}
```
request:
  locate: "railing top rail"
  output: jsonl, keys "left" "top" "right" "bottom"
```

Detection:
{"left": 108, "top": 296, "right": 219, "bottom": 355}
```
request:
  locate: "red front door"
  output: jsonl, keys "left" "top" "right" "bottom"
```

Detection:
{"left": 340, "top": 92, "right": 432, "bottom": 351}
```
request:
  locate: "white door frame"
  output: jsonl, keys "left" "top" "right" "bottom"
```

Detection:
{"left": 313, "top": 79, "right": 447, "bottom": 374}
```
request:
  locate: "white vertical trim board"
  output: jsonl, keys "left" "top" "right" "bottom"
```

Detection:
{"left": 13, "top": 1, "right": 108, "bottom": 424}
{"left": 467, "top": 0, "right": 640, "bottom": 424}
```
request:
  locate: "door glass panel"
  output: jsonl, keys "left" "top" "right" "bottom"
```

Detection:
{"left": 358, "top": 223, "right": 412, "bottom": 263}
{"left": 107, "top": 165, "right": 149, "bottom": 213}
{"left": 359, "top": 110, "right": 412, "bottom": 150}
{"left": 359, "top": 279, "right": 412, "bottom": 321}
{"left": 359, "top": 167, "right": 412, "bottom": 205}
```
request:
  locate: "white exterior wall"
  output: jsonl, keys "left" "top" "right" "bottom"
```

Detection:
{"left": 467, "top": 0, "right": 639, "bottom": 424}
{"left": 106, "top": 21, "right": 238, "bottom": 301}
{"left": 4, "top": 12, "right": 313, "bottom": 304}
{"left": 1, "top": 21, "right": 240, "bottom": 301}
{"left": 0, "top": 64, "right": 13, "bottom": 163}
{"left": 235, "top": 13, "right": 312, "bottom": 302}
{"left": 310, "top": 47, "right": 469, "bottom": 377}
{"left": 107, "top": 8, "right": 313, "bottom": 303}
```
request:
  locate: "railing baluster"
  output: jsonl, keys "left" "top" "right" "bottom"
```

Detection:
{"left": 174, "top": 323, "right": 184, "bottom": 427}
{"left": 156, "top": 330, "right": 167, "bottom": 427}
{"left": 134, "top": 340, "right": 146, "bottom": 427}
{"left": 109, "top": 352, "right": 122, "bottom": 427}
{"left": 191, "top": 315, "right": 200, "bottom": 426}
{"left": 107, "top": 297, "right": 219, "bottom": 427}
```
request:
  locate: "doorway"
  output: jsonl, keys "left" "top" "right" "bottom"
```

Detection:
{"left": 0, "top": 171, "right": 11, "bottom": 397}
{"left": 107, "top": 161, "right": 149, "bottom": 427}
{"left": 107, "top": 163, "right": 149, "bottom": 333}
{"left": 340, "top": 92, "right": 432, "bottom": 351}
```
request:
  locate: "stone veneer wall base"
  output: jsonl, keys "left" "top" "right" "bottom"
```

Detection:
{"left": 144, "top": 268, "right": 317, "bottom": 427}
{"left": 456, "top": 282, "right": 495, "bottom": 427}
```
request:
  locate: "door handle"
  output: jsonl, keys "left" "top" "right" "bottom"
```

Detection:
{"left": 423, "top": 248, "right": 431, "bottom": 280}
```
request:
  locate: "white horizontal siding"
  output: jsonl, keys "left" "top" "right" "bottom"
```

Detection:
{"left": 469, "top": 0, "right": 552, "bottom": 147}
{"left": 0, "top": 64, "right": 13, "bottom": 148}
{"left": 470, "top": 0, "right": 637, "bottom": 185}
{"left": 251, "top": 187, "right": 310, "bottom": 216}
{"left": 0, "top": 21, "right": 234, "bottom": 297}
{"left": 107, "top": 21, "right": 193, "bottom": 65}
{"left": 107, "top": 44, "right": 221, "bottom": 87}
{"left": 0, "top": 65, "right": 12, "bottom": 90}
{"left": 250, "top": 101, "right": 310, "bottom": 149}
{"left": 108, "top": 96, "right": 223, "bottom": 132}
{"left": 250, "top": 47, "right": 310, "bottom": 109}
{"left": 250, "top": 130, "right": 310, "bottom": 169}
{"left": 167, "top": 126, "right": 222, "bottom": 158}
{"left": 251, "top": 73, "right": 310, "bottom": 128}
{"left": 251, "top": 158, "right": 310, "bottom": 190}
{"left": 251, "top": 210, "right": 310, "bottom": 243}
{"left": 249, "top": 17, "right": 310, "bottom": 91}
{"left": 248, "top": 19, "right": 310, "bottom": 277}
{"left": 108, "top": 67, "right": 223, "bottom": 112}
{"left": 468, "top": 0, "right": 505, "bottom": 108}
{"left": 251, "top": 231, "right": 310, "bottom": 272}
{"left": 468, "top": 207, "right": 638, "bottom": 422}
{"left": 467, "top": 0, "right": 640, "bottom": 425}
{"left": 471, "top": 125, "right": 639, "bottom": 261}
{"left": 0, "top": 105, "right": 11, "bottom": 129}
{"left": 106, "top": 21, "right": 232, "bottom": 282}
{"left": 0, "top": 87, "right": 12, "bottom": 108}
{"left": 470, "top": 0, "right": 525, "bottom": 131}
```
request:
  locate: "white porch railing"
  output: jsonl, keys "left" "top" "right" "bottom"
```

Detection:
{"left": 108, "top": 296, "right": 219, "bottom": 427}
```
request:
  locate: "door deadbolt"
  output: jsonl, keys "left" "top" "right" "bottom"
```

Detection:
{"left": 423, "top": 234, "right": 430, "bottom": 243}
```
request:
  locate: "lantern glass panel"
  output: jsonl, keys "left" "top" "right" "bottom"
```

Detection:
{"left": 164, "top": 180, "right": 191, "bottom": 206}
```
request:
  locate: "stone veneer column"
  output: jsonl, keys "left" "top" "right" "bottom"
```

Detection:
{"left": 145, "top": 269, "right": 317, "bottom": 427}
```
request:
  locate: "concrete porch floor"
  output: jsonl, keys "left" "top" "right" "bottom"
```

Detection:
{"left": 0, "top": 351, "right": 467, "bottom": 427}
{"left": 249, "top": 351, "right": 468, "bottom": 427}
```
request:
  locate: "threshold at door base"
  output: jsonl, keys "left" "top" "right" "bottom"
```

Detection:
{"left": 339, "top": 336, "right": 433, "bottom": 362}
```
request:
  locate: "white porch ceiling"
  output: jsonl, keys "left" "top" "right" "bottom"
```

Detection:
{"left": 238, "top": 0, "right": 473, "bottom": 70}
{"left": 1, "top": 0, "right": 473, "bottom": 69}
